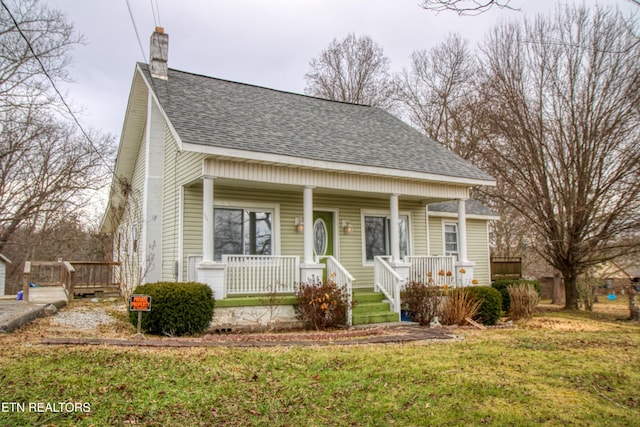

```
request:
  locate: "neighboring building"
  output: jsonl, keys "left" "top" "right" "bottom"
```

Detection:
{"left": 101, "top": 28, "right": 496, "bottom": 322}
{"left": 0, "top": 253, "right": 11, "bottom": 295}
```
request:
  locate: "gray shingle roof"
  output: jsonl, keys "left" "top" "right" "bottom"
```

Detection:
{"left": 428, "top": 199, "right": 498, "bottom": 217}
{"left": 140, "top": 63, "right": 494, "bottom": 183}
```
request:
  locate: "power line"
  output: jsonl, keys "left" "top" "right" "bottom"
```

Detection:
{"left": 0, "top": 0, "right": 112, "bottom": 172}
{"left": 125, "top": 0, "right": 147, "bottom": 62}
{"left": 150, "top": 0, "right": 157, "bottom": 27}
{"left": 150, "top": 0, "right": 161, "bottom": 28}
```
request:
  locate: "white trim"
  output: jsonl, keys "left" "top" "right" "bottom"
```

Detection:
{"left": 360, "top": 209, "right": 413, "bottom": 266}
{"left": 193, "top": 143, "right": 494, "bottom": 187}
{"left": 204, "top": 159, "right": 473, "bottom": 200}
{"left": 428, "top": 211, "right": 500, "bottom": 221}
{"left": 442, "top": 220, "right": 459, "bottom": 258}
{"left": 425, "top": 207, "right": 431, "bottom": 257}
{"left": 177, "top": 186, "right": 184, "bottom": 281}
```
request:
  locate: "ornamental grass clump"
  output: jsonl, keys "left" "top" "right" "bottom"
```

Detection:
{"left": 295, "top": 277, "right": 352, "bottom": 330}
{"left": 508, "top": 283, "right": 539, "bottom": 320}
{"left": 400, "top": 281, "right": 442, "bottom": 326}
{"left": 440, "top": 287, "right": 481, "bottom": 326}
{"left": 492, "top": 279, "right": 541, "bottom": 312}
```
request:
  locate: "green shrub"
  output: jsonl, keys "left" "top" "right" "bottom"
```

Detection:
{"left": 466, "top": 286, "right": 502, "bottom": 325}
{"left": 401, "top": 281, "right": 441, "bottom": 326}
{"left": 492, "top": 279, "right": 540, "bottom": 313}
{"left": 295, "top": 278, "right": 352, "bottom": 330}
{"left": 129, "top": 282, "right": 215, "bottom": 336}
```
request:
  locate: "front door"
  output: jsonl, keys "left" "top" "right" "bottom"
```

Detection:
{"left": 313, "top": 211, "right": 334, "bottom": 280}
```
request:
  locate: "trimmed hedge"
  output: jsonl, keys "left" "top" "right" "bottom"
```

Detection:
{"left": 466, "top": 286, "right": 502, "bottom": 325}
{"left": 129, "top": 282, "right": 215, "bottom": 336}
{"left": 492, "top": 279, "right": 541, "bottom": 313}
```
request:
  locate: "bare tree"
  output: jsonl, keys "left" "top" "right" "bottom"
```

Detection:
{"left": 0, "top": 0, "right": 80, "bottom": 111}
{"left": 420, "top": 0, "right": 517, "bottom": 15}
{"left": 0, "top": 0, "right": 114, "bottom": 254}
{"left": 396, "top": 34, "right": 483, "bottom": 160}
{"left": 0, "top": 109, "right": 113, "bottom": 252}
{"left": 304, "top": 33, "right": 396, "bottom": 110}
{"left": 478, "top": 5, "right": 640, "bottom": 310}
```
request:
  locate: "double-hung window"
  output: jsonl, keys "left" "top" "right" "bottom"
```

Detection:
{"left": 364, "top": 215, "right": 409, "bottom": 262}
{"left": 214, "top": 208, "right": 273, "bottom": 260}
{"left": 444, "top": 222, "right": 459, "bottom": 259}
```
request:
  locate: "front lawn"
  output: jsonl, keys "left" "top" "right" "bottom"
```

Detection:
{"left": 0, "top": 300, "right": 638, "bottom": 426}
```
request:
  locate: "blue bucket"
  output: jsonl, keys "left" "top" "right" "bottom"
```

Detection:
{"left": 16, "top": 290, "right": 23, "bottom": 301}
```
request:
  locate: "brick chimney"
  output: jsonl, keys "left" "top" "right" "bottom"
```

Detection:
{"left": 149, "top": 27, "right": 168, "bottom": 79}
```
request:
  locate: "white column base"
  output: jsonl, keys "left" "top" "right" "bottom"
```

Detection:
{"left": 300, "top": 263, "right": 325, "bottom": 284}
{"left": 391, "top": 261, "right": 411, "bottom": 284}
{"left": 197, "top": 261, "right": 226, "bottom": 300}
{"left": 455, "top": 260, "right": 476, "bottom": 287}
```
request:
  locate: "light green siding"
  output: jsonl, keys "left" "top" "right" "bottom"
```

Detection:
{"left": 180, "top": 185, "right": 429, "bottom": 288}
{"left": 160, "top": 126, "right": 207, "bottom": 282}
{"left": 427, "top": 215, "right": 492, "bottom": 286}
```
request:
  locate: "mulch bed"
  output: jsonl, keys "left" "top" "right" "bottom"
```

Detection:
{"left": 40, "top": 325, "right": 461, "bottom": 348}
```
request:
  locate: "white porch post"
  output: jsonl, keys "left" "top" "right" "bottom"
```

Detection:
{"left": 197, "top": 175, "right": 226, "bottom": 299}
{"left": 389, "top": 194, "right": 410, "bottom": 281}
{"left": 300, "top": 186, "right": 324, "bottom": 282}
{"left": 303, "top": 186, "right": 314, "bottom": 265}
{"left": 390, "top": 194, "right": 400, "bottom": 264}
{"left": 202, "top": 176, "right": 214, "bottom": 262}
{"left": 457, "top": 199, "right": 468, "bottom": 263}
{"left": 456, "top": 199, "right": 475, "bottom": 286}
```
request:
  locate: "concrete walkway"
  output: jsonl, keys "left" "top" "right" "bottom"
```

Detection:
{"left": 0, "top": 287, "right": 68, "bottom": 333}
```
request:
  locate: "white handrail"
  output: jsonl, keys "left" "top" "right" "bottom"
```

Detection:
{"left": 317, "top": 255, "right": 355, "bottom": 326}
{"left": 404, "top": 256, "right": 457, "bottom": 286}
{"left": 373, "top": 256, "right": 403, "bottom": 313}
{"left": 222, "top": 255, "right": 300, "bottom": 295}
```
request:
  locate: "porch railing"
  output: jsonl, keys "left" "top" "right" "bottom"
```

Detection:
{"left": 222, "top": 255, "right": 300, "bottom": 295}
{"left": 404, "top": 256, "right": 457, "bottom": 286}
{"left": 373, "top": 256, "right": 404, "bottom": 314}
{"left": 317, "top": 255, "right": 355, "bottom": 326}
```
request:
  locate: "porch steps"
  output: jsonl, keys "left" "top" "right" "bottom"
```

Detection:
{"left": 352, "top": 288, "right": 400, "bottom": 325}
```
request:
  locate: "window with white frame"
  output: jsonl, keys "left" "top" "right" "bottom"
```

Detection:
{"left": 444, "top": 222, "right": 459, "bottom": 258}
{"left": 214, "top": 208, "right": 273, "bottom": 261}
{"left": 364, "top": 215, "right": 409, "bottom": 261}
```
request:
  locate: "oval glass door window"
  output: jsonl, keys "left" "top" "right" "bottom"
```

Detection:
{"left": 313, "top": 219, "right": 328, "bottom": 256}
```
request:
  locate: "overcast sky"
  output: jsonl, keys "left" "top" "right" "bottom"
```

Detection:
{"left": 44, "top": 0, "right": 635, "bottom": 138}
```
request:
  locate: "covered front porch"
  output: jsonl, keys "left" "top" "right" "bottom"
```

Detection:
{"left": 181, "top": 158, "right": 479, "bottom": 326}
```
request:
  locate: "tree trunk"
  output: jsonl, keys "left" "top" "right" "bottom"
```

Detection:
{"left": 564, "top": 273, "right": 580, "bottom": 310}
{"left": 551, "top": 271, "right": 565, "bottom": 305}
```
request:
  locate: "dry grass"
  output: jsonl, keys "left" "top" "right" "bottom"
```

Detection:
{"left": 440, "top": 287, "right": 481, "bottom": 325}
